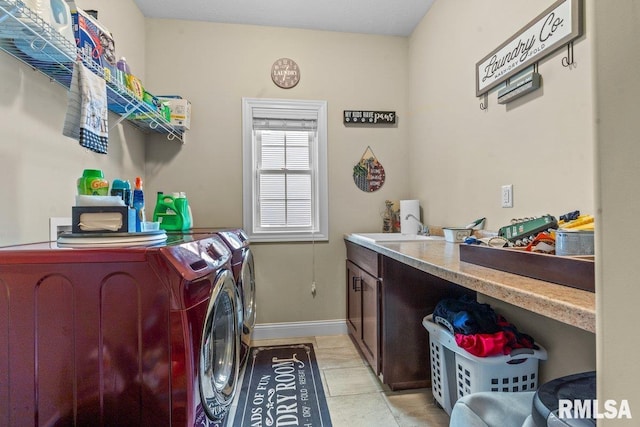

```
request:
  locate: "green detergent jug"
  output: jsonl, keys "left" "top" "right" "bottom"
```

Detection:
{"left": 153, "top": 192, "right": 191, "bottom": 231}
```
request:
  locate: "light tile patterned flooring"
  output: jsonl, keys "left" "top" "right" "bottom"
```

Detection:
{"left": 247, "top": 335, "right": 451, "bottom": 427}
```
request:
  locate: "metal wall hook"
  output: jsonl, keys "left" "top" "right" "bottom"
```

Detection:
{"left": 562, "top": 41, "right": 575, "bottom": 68}
{"left": 479, "top": 93, "right": 488, "bottom": 111}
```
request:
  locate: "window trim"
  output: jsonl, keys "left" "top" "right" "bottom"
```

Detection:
{"left": 242, "top": 98, "right": 328, "bottom": 243}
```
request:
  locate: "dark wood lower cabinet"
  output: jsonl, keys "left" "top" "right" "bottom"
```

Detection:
{"left": 346, "top": 259, "right": 379, "bottom": 371}
{"left": 345, "top": 240, "right": 475, "bottom": 391}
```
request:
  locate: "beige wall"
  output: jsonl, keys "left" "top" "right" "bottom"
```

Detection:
{"left": 142, "top": 20, "right": 412, "bottom": 323}
{"left": 0, "top": 0, "right": 147, "bottom": 245}
{"left": 408, "top": 0, "right": 594, "bottom": 228}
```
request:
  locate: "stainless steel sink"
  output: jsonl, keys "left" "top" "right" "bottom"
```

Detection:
{"left": 352, "top": 233, "right": 444, "bottom": 243}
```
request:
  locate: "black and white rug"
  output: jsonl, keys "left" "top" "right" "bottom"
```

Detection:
{"left": 233, "top": 343, "right": 333, "bottom": 427}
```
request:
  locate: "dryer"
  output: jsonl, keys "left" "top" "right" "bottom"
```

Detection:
{"left": 168, "top": 228, "right": 256, "bottom": 369}
{"left": 0, "top": 232, "right": 241, "bottom": 426}
{"left": 217, "top": 229, "right": 256, "bottom": 368}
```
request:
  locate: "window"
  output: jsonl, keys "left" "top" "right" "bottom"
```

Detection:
{"left": 242, "top": 98, "right": 328, "bottom": 242}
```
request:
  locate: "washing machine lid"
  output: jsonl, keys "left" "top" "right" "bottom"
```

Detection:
{"left": 532, "top": 371, "right": 596, "bottom": 427}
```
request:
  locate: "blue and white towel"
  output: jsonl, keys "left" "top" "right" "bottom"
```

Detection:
{"left": 63, "top": 61, "right": 109, "bottom": 154}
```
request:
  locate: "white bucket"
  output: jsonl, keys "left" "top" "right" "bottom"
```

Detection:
{"left": 443, "top": 227, "right": 472, "bottom": 243}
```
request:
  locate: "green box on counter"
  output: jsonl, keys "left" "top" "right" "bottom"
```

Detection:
{"left": 72, "top": 206, "right": 136, "bottom": 234}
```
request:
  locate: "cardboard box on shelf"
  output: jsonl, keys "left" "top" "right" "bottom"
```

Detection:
{"left": 158, "top": 97, "right": 191, "bottom": 130}
{"left": 71, "top": 8, "right": 117, "bottom": 80}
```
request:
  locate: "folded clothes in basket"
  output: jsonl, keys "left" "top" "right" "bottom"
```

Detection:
{"left": 433, "top": 296, "right": 538, "bottom": 357}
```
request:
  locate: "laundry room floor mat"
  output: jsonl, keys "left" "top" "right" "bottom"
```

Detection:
{"left": 233, "top": 343, "right": 333, "bottom": 427}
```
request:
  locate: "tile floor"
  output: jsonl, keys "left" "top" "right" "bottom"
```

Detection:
{"left": 247, "top": 334, "right": 451, "bottom": 427}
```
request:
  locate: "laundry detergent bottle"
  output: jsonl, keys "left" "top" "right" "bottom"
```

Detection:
{"left": 179, "top": 192, "right": 193, "bottom": 229}
{"left": 153, "top": 192, "right": 191, "bottom": 231}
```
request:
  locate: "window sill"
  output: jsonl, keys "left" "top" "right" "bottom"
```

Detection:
{"left": 247, "top": 232, "right": 329, "bottom": 243}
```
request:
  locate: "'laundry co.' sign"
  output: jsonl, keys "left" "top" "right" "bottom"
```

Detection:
{"left": 475, "top": 0, "right": 583, "bottom": 96}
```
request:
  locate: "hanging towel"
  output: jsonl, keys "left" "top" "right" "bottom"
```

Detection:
{"left": 63, "top": 61, "right": 109, "bottom": 154}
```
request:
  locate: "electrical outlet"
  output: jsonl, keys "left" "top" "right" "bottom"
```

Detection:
{"left": 501, "top": 184, "right": 513, "bottom": 208}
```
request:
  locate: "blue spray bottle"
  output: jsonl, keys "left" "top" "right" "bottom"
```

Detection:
{"left": 133, "top": 176, "right": 145, "bottom": 232}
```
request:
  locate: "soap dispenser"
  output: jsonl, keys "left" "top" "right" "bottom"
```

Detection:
{"left": 132, "top": 177, "right": 145, "bottom": 232}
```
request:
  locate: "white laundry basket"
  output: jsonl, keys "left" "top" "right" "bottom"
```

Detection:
{"left": 422, "top": 314, "right": 547, "bottom": 415}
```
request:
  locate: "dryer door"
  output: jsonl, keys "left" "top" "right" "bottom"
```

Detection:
{"left": 199, "top": 269, "right": 240, "bottom": 420}
{"left": 239, "top": 248, "right": 256, "bottom": 332}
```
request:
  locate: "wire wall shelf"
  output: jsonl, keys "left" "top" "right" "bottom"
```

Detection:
{"left": 0, "top": 0, "right": 184, "bottom": 142}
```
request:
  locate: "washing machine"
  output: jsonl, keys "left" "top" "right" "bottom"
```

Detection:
{"left": 150, "top": 233, "right": 242, "bottom": 426}
{"left": 0, "top": 232, "right": 241, "bottom": 426}
{"left": 217, "top": 229, "right": 256, "bottom": 368}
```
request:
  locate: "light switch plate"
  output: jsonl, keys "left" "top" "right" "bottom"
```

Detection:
{"left": 501, "top": 185, "right": 513, "bottom": 208}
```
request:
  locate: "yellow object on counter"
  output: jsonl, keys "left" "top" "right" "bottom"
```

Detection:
{"left": 559, "top": 214, "right": 594, "bottom": 229}
{"left": 569, "top": 222, "right": 595, "bottom": 231}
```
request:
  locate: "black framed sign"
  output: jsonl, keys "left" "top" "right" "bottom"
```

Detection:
{"left": 476, "top": 0, "right": 583, "bottom": 97}
{"left": 344, "top": 110, "right": 396, "bottom": 125}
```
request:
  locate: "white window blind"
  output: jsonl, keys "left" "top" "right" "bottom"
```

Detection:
{"left": 257, "top": 128, "right": 313, "bottom": 228}
{"left": 242, "top": 98, "right": 328, "bottom": 242}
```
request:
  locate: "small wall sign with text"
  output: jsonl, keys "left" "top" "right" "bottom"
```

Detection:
{"left": 476, "top": 0, "right": 583, "bottom": 97}
{"left": 344, "top": 110, "right": 396, "bottom": 125}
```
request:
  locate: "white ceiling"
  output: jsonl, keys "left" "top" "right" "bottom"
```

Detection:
{"left": 132, "top": 0, "right": 434, "bottom": 37}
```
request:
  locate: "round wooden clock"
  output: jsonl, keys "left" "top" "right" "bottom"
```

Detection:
{"left": 271, "top": 58, "right": 300, "bottom": 89}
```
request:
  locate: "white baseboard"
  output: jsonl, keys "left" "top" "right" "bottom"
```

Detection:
{"left": 252, "top": 319, "right": 348, "bottom": 341}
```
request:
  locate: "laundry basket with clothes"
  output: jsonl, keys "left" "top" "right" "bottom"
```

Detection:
{"left": 423, "top": 296, "right": 547, "bottom": 416}
{"left": 432, "top": 296, "right": 539, "bottom": 357}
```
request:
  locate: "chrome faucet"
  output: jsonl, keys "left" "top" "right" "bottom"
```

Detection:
{"left": 405, "top": 213, "right": 429, "bottom": 235}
